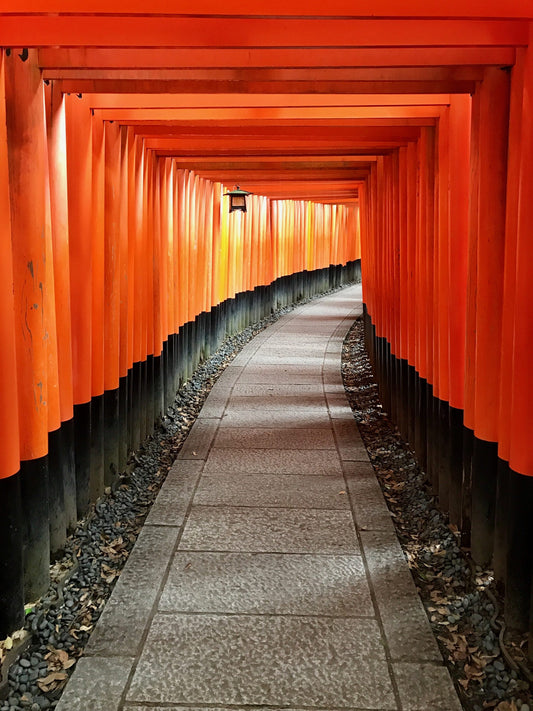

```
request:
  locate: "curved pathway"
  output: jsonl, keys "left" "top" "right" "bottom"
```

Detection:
{"left": 57, "top": 284, "right": 462, "bottom": 711}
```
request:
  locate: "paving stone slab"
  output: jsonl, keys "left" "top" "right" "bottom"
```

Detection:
{"left": 159, "top": 552, "right": 372, "bottom": 616}
{"left": 199, "top": 387, "right": 232, "bottom": 418}
{"left": 213, "top": 426, "right": 335, "bottom": 450}
{"left": 254, "top": 343, "right": 327, "bottom": 354}
{"left": 221, "top": 410, "right": 331, "bottom": 429}
{"left": 223, "top": 393, "right": 328, "bottom": 412}
{"left": 344, "top": 461, "right": 396, "bottom": 533}
{"left": 222, "top": 410, "right": 332, "bottom": 428}
{"left": 248, "top": 353, "right": 326, "bottom": 366}
{"left": 124, "top": 707, "right": 384, "bottom": 711}
{"left": 213, "top": 365, "right": 243, "bottom": 388}
{"left": 327, "top": 392, "right": 353, "bottom": 417}
{"left": 232, "top": 382, "right": 324, "bottom": 396}
{"left": 204, "top": 448, "right": 342, "bottom": 476}
{"left": 125, "top": 706, "right": 316, "bottom": 711}
{"left": 360, "top": 529, "right": 442, "bottom": 662}
{"left": 55, "top": 656, "right": 134, "bottom": 711}
{"left": 332, "top": 419, "right": 370, "bottom": 462}
{"left": 127, "top": 614, "right": 396, "bottom": 709}
{"left": 144, "top": 460, "right": 203, "bottom": 527}
{"left": 393, "top": 662, "right": 463, "bottom": 710}
{"left": 179, "top": 506, "right": 359, "bottom": 553}
{"left": 237, "top": 365, "right": 323, "bottom": 385}
{"left": 85, "top": 525, "right": 180, "bottom": 656}
{"left": 193, "top": 472, "right": 350, "bottom": 509}
{"left": 177, "top": 418, "right": 219, "bottom": 460}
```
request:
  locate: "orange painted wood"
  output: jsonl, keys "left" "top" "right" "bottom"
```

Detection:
{"left": 91, "top": 113, "right": 105, "bottom": 397}
{"left": 118, "top": 127, "right": 129, "bottom": 378}
{"left": 509, "top": 28, "right": 533, "bottom": 477}
{"left": 43, "top": 129, "right": 61, "bottom": 435}
{"left": 5, "top": 49, "right": 50, "bottom": 460}
{"left": 125, "top": 127, "right": 137, "bottom": 370}
{"left": 65, "top": 93, "right": 93, "bottom": 405}
{"left": 497, "top": 53, "right": 524, "bottom": 463}
{"left": 447, "top": 95, "right": 471, "bottom": 412}
{"left": 462, "top": 89, "right": 481, "bottom": 433}
{"left": 473, "top": 67, "right": 510, "bottom": 443}
{"left": 103, "top": 120, "right": 121, "bottom": 390}
{"left": 7, "top": 1, "right": 533, "bottom": 18}
{"left": 132, "top": 134, "right": 145, "bottom": 364}
{"left": 77, "top": 94, "right": 451, "bottom": 109}
{"left": 0, "top": 16, "right": 526, "bottom": 48}
{"left": 0, "top": 51, "right": 21, "bottom": 478}
{"left": 45, "top": 81, "right": 74, "bottom": 424}
{"left": 435, "top": 108, "right": 451, "bottom": 403}
{"left": 37, "top": 47, "right": 516, "bottom": 70}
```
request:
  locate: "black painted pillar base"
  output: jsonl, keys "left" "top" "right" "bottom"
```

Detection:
{"left": 103, "top": 387, "right": 120, "bottom": 488}
{"left": 407, "top": 364, "right": 416, "bottom": 449}
{"left": 47, "top": 427, "right": 67, "bottom": 557}
{"left": 504, "top": 469, "right": 533, "bottom": 632}
{"left": 73, "top": 401, "right": 91, "bottom": 518}
{"left": 153, "top": 353, "right": 164, "bottom": 422}
{"left": 139, "top": 359, "right": 148, "bottom": 442}
{"left": 118, "top": 375, "right": 129, "bottom": 471}
{"left": 60, "top": 418, "right": 77, "bottom": 532}
{"left": 20, "top": 456, "right": 50, "bottom": 600}
{"left": 470, "top": 437, "right": 498, "bottom": 567}
{"left": 0, "top": 473, "right": 24, "bottom": 637}
{"left": 448, "top": 406, "right": 464, "bottom": 529}
{"left": 90, "top": 394, "right": 105, "bottom": 501}
{"left": 131, "top": 361, "right": 142, "bottom": 450}
{"left": 461, "top": 427, "right": 474, "bottom": 548}
{"left": 493, "top": 459, "right": 510, "bottom": 587}
{"left": 437, "top": 399, "right": 452, "bottom": 513}
{"left": 146, "top": 354, "right": 155, "bottom": 438}
{"left": 414, "top": 376, "right": 428, "bottom": 471}
{"left": 426, "top": 383, "right": 437, "bottom": 489}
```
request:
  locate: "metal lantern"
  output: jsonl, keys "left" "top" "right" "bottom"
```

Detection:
{"left": 224, "top": 185, "right": 252, "bottom": 213}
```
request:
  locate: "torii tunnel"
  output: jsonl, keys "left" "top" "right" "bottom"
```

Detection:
{"left": 1, "top": 2, "right": 533, "bottom": 644}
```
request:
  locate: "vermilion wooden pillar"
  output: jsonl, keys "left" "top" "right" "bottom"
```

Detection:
{"left": 0, "top": 49, "right": 24, "bottom": 637}
{"left": 447, "top": 94, "right": 471, "bottom": 529}
{"left": 91, "top": 112, "right": 105, "bottom": 500}
{"left": 117, "top": 126, "right": 130, "bottom": 468}
{"left": 45, "top": 82, "right": 77, "bottom": 534}
{"left": 103, "top": 120, "right": 122, "bottom": 485}
{"left": 506, "top": 31, "right": 533, "bottom": 635}
{"left": 5, "top": 48, "right": 51, "bottom": 599}
{"left": 470, "top": 67, "right": 510, "bottom": 566}
{"left": 65, "top": 91, "right": 93, "bottom": 516}
{"left": 491, "top": 52, "right": 525, "bottom": 587}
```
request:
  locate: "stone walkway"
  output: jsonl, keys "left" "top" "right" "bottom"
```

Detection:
{"left": 56, "top": 285, "right": 463, "bottom": 711}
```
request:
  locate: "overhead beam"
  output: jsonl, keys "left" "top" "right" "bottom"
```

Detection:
{"left": 44, "top": 67, "right": 485, "bottom": 82}
{"left": 55, "top": 79, "right": 478, "bottom": 94}
{"left": 170, "top": 157, "right": 377, "bottom": 169}
{"left": 38, "top": 47, "right": 516, "bottom": 70}
{"left": 93, "top": 107, "right": 442, "bottom": 122}
{"left": 194, "top": 170, "right": 371, "bottom": 180}
{"left": 5, "top": 1, "right": 533, "bottom": 19}
{"left": 83, "top": 93, "right": 452, "bottom": 109}
{"left": 2, "top": 17, "right": 527, "bottom": 48}
{"left": 139, "top": 125, "right": 422, "bottom": 139}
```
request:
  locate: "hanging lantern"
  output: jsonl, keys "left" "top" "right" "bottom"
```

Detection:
{"left": 224, "top": 185, "right": 252, "bottom": 213}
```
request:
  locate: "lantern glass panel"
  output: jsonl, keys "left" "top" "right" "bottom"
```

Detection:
{"left": 231, "top": 195, "right": 246, "bottom": 211}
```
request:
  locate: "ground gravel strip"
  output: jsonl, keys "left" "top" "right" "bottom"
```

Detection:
{"left": 0, "top": 288, "right": 349, "bottom": 711}
{"left": 342, "top": 317, "right": 532, "bottom": 711}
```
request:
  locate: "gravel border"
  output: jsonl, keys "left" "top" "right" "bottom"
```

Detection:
{"left": 342, "top": 317, "right": 532, "bottom": 711}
